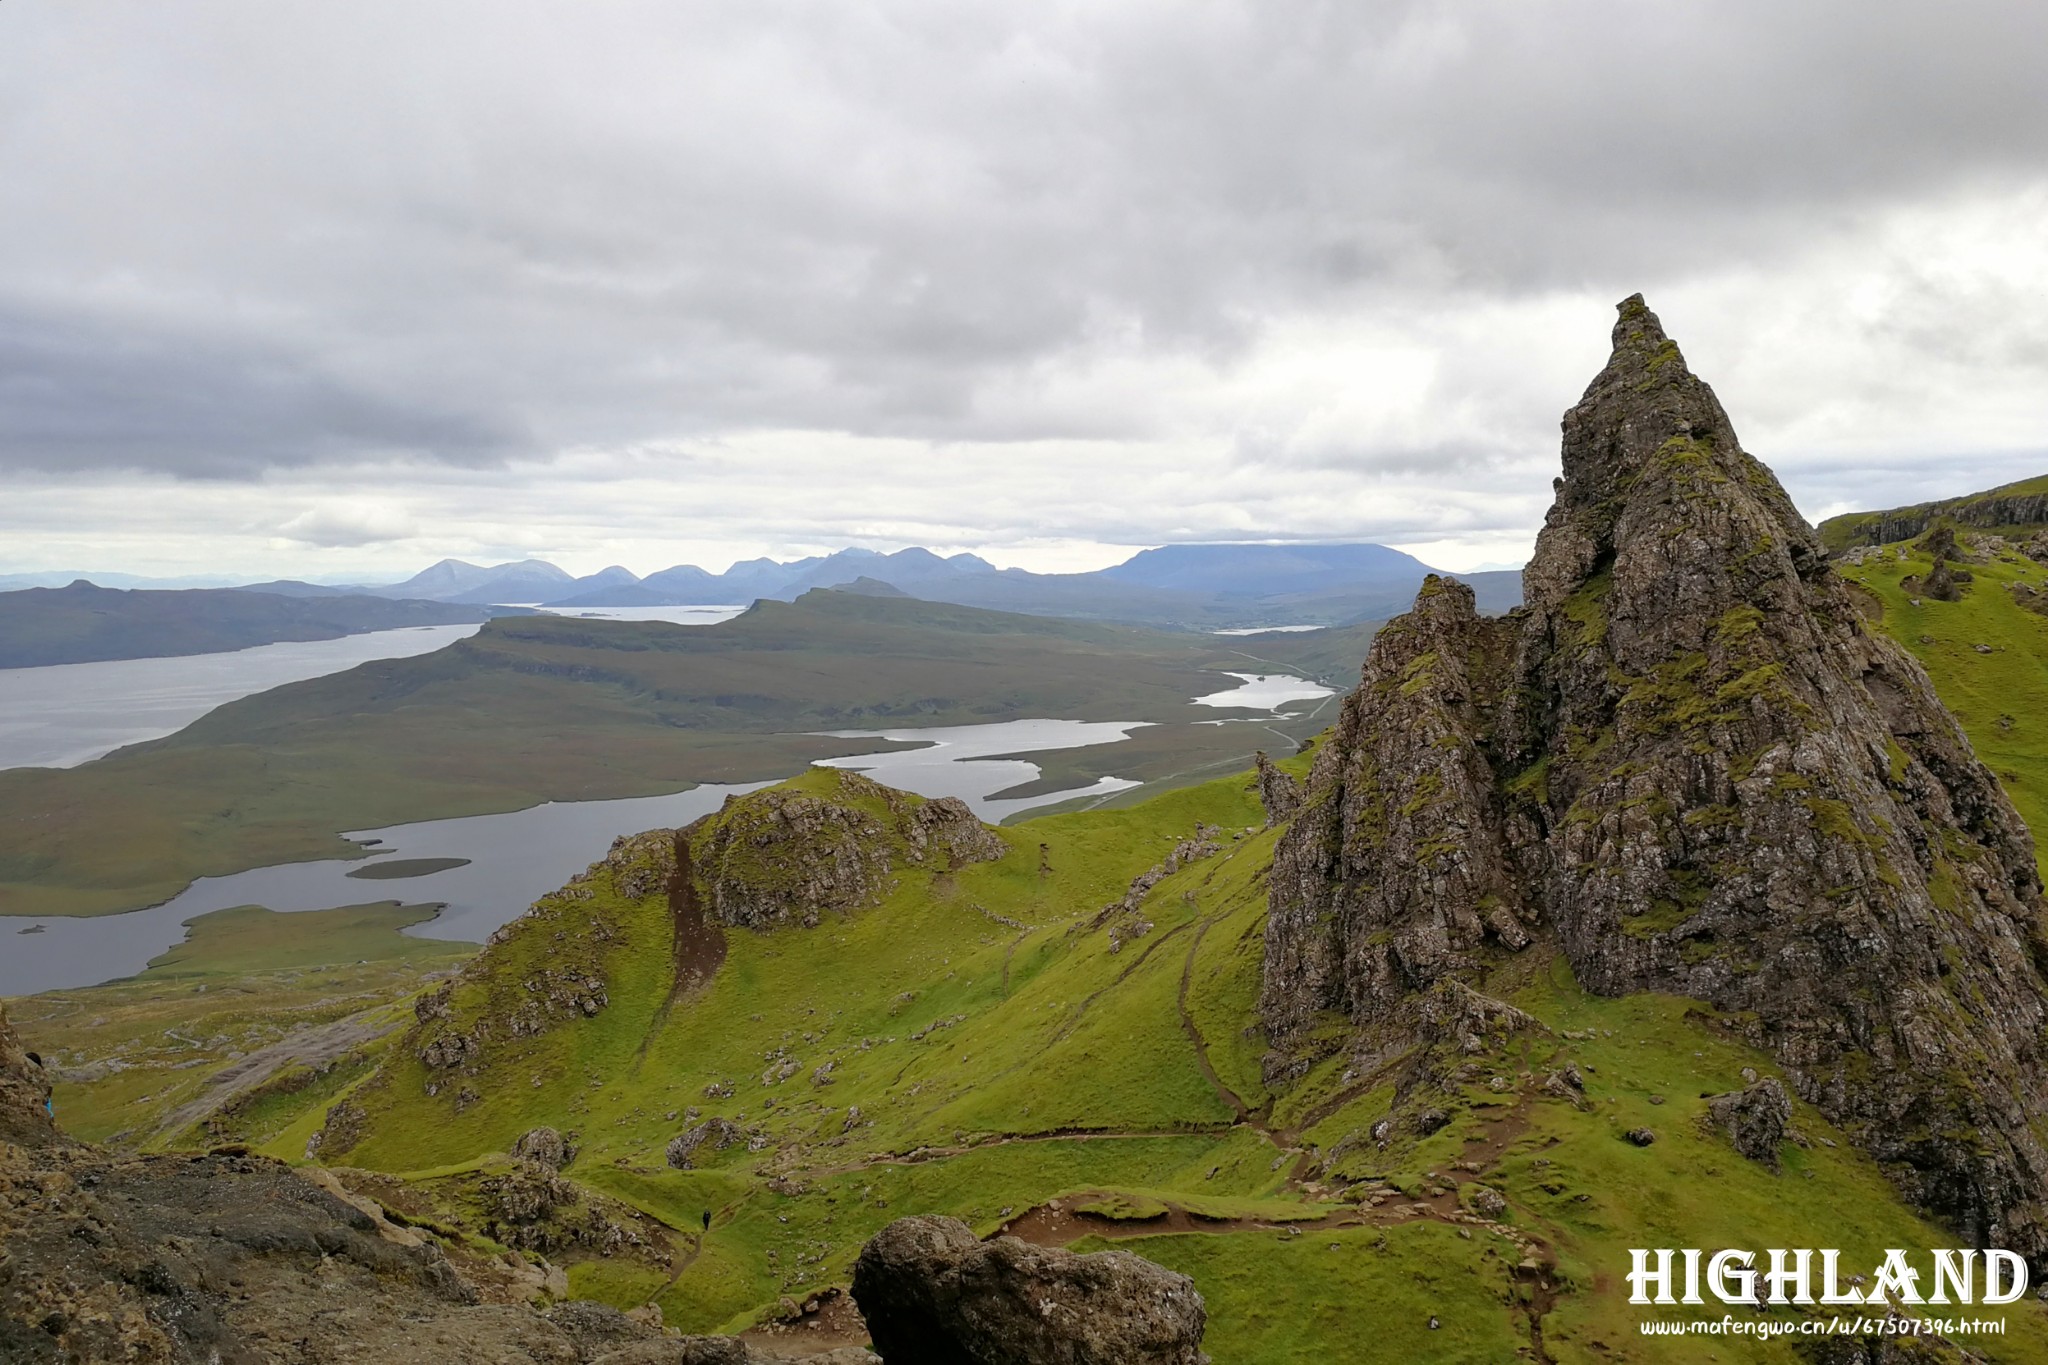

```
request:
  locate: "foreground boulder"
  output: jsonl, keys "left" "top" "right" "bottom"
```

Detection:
{"left": 851, "top": 1215, "right": 1207, "bottom": 1364}
{"left": 1262, "top": 295, "right": 2048, "bottom": 1259}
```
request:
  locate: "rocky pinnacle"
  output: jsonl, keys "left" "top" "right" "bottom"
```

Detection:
{"left": 1261, "top": 295, "right": 2048, "bottom": 1258}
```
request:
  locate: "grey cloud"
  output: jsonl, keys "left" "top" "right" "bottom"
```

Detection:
{"left": 274, "top": 503, "right": 418, "bottom": 548}
{"left": 0, "top": 0, "right": 2043, "bottom": 501}
{"left": 0, "top": 305, "right": 525, "bottom": 476}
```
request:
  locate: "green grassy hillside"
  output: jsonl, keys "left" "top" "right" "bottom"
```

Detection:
{"left": 21, "top": 534, "right": 2048, "bottom": 1358}
{"left": 0, "top": 590, "right": 1329, "bottom": 919}
{"left": 1836, "top": 537, "right": 2048, "bottom": 871}
{"left": 179, "top": 759, "right": 2047, "bottom": 1362}
{"left": 13, "top": 901, "right": 467, "bottom": 1146}
{"left": 1819, "top": 473, "right": 2048, "bottom": 551}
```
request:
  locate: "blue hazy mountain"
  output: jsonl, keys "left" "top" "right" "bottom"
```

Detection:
{"left": 556, "top": 543, "right": 1519, "bottom": 628}
{"left": 204, "top": 542, "right": 1520, "bottom": 628}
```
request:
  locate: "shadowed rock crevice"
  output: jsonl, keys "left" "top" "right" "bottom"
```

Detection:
{"left": 1262, "top": 295, "right": 2048, "bottom": 1260}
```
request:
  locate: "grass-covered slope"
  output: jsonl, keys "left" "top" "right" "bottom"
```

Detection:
{"left": 1837, "top": 536, "right": 2048, "bottom": 872}
{"left": 1819, "top": 473, "right": 2048, "bottom": 552}
{"left": 0, "top": 580, "right": 513, "bottom": 668}
{"left": 227, "top": 759, "right": 2048, "bottom": 1361}
{"left": 0, "top": 590, "right": 1324, "bottom": 919}
{"left": 12, "top": 900, "right": 467, "bottom": 1146}
{"left": 25, "top": 528, "right": 2048, "bottom": 1358}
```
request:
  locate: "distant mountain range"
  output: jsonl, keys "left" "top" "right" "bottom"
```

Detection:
{"left": 231, "top": 544, "right": 1523, "bottom": 630}
{"left": 0, "top": 571, "right": 256, "bottom": 591}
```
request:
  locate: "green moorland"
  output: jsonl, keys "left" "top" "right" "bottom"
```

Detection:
{"left": 1836, "top": 532, "right": 2048, "bottom": 871}
{"left": 140, "top": 758, "right": 2048, "bottom": 1362}
{"left": 12, "top": 901, "right": 468, "bottom": 1145}
{"left": 0, "top": 590, "right": 1335, "bottom": 919}
{"left": 1818, "top": 473, "right": 2048, "bottom": 552}
{"left": 19, "top": 531, "right": 2048, "bottom": 1358}
{"left": 0, "top": 579, "right": 513, "bottom": 668}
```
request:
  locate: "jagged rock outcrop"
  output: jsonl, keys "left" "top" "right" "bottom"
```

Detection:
{"left": 1706, "top": 1078, "right": 1794, "bottom": 1169}
{"left": 512, "top": 1125, "right": 575, "bottom": 1171}
{"left": 1254, "top": 751, "right": 1302, "bottom": 824}
{"left": 850, "top": 1215, "right": 1208, "bottom": 1364}
{"left": 1900, "top": 525, "right": 1975, "bottom": 602}
{"left": 694, "top": 772, "right": 1008, "bottom": 930}
{"left": 0, "top": 1003, "right": 61, "bottom": 1150}
{"left": 476, "top": 1160, "right": 661, "bottom": 1260}
{"left": 1263, "top": 575, "right": 1533, "bottom": 1053}
{"left": 1263, "top": 295, "right": 2048, "bottom": 1259}
{"left": 907, "top": 796, "right": 1008, "bottom": 866}
{"left": 666, "top": 1117, "right": 746, "bottom": 1169}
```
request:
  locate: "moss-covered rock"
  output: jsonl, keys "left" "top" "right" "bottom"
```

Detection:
{"left": 1263, "top": 294, "right": 2048, "bottom": 1263}
{"left": 692, "top": 771, "right": 1008, "bottom": 930}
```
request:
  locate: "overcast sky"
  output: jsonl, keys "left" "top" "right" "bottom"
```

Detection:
{"left": 4, "top": 1, "right": 2046, "bottom": 579}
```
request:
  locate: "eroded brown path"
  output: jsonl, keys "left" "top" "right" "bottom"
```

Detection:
{"left": 636, "top": 826, "right": 726, "bottom": 1061}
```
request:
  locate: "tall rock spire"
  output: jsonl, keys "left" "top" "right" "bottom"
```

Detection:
{"left": 1262, "top": 295, "right": 2048, "bottom": 1257}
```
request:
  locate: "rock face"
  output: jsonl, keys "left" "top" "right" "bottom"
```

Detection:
{"left": 512, "top": 1125, "right": 574, "bottom": 1171}
{"left": 695, "top": 772, "right": 1008, "bottom": 930}
{"left": 1253, "top": 751, "right": 1302, "bottom": 824}
{"left": 1820, "top": 480, "right": 2048, "bottom": 551}
{"left": 850, "top": 1215, "right": 1208, "bottom": 1364}
{"left": 1707, "top": 1078, "right": 1794, "bottom": 1169}
{"left": 1262, "top": 295, "right": 2048, "bottom": 1258}
{"left": 0, "top": 1002, "right": 61, "bottom": 1150}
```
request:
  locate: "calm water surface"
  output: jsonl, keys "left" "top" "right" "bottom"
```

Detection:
{"left": 0, "top": 625, "right": 482, "bottom": 770}
{"left": 1192, "top": 671, "right": 1336, "bottom": 711}
{"left": 0, "top": 639, "right": 1329, "bottom": 995}
{"left": 1, "top": 711, "right": 1178, "bottom": 994}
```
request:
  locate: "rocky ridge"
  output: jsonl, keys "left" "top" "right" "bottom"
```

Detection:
{"left": 1820, "top": 476, "right": 2048, "bottom": 551}
{"left": 1261, "top": 295, "right": 2048, "bottom": 1258}
{"left": 693, "top": 772, "right": 1007, "bottom": 930}
{"left": 363, "top": 771, "right": 1011, "bottom": 1150}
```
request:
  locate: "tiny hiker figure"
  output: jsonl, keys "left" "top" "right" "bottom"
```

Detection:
{"left": 701, "top": 1209, "right": 711, "bottom": 1232}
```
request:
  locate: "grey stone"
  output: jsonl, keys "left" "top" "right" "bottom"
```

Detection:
{"left": 851, "top": 1215, "right": 1208, "bottom": 1364}
{"left": 1258, "top": 294, "right": 2048, "bottom": 1259}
